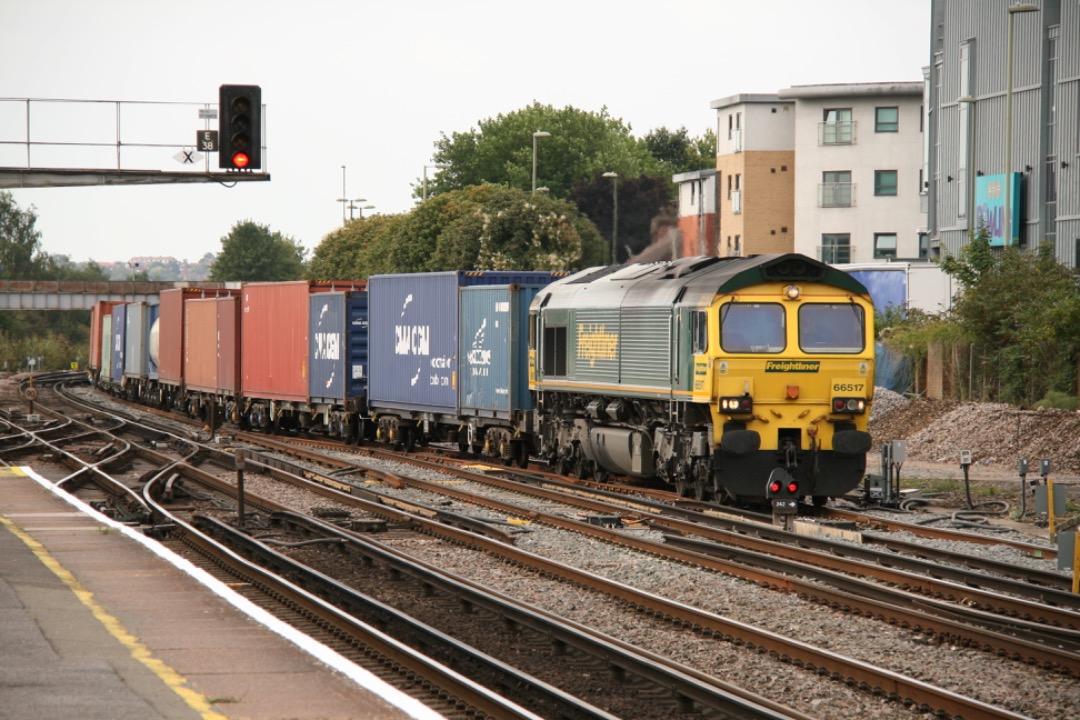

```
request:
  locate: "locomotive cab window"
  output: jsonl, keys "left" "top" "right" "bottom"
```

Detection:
{"left": 720, "top": 303, "right": 785, "bottom": 353}
{"left": 798, "top": 303, "right": 865, "bottom": 353}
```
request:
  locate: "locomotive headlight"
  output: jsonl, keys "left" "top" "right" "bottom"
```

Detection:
{"left": 831, "top": 397, "right": 866, "bottom": 414}
{"left": 783, "top": 284, "right": 801, "bottom": 300}
{"left": 720, "top": 395, "right": 754, "bottom": 413}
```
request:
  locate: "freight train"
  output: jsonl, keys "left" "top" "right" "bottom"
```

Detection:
{"left": 89, "top": 254, "right": 875, "bottom": 505}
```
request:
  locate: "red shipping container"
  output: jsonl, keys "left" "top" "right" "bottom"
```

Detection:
{"left": 241, "top": 281, "right": 365, "bottom": 403}
{"left": 241, "top": 282, "right": 313, "bottom": 402}
{"left": 184, "top": 297, "right": 240, "bottom": 395}
{"left": 160, "top": 288, "right": 239, "bottom": 387}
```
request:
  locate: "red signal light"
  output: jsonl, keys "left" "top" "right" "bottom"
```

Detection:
{"left": 768, "top": 480, "right": 782, "bottom": 494}
{"left": 232, "top": 152, "right": 251, "bottom": 169}
{"left": 786, "top": 481, "right": 799, "bottom": 495}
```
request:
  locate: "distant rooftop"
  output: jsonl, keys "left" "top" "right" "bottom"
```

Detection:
{"left": 778, "top": 81, "right": 923, "bottom": 99}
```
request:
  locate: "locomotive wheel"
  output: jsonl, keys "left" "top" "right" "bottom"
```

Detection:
{"left": 555, "top": 457, "right": 570, "bottom": 476}
{"left": 675, "top": 478, "right": 691, "bottom": 497}
{"left": 516, "top": 442, "right": 530, "bottom": 469}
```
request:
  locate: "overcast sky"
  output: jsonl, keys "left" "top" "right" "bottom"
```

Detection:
{"left": 2, "top": 0, "right": 931, "bottom": 265}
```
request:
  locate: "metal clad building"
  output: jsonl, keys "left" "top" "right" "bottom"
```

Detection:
{"left": 928, "top": 0, "right": 1079, "bottom": 264}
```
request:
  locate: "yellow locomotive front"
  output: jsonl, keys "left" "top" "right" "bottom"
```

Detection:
{"left": 699, "top": 277, "right": 875, "bottom": 503}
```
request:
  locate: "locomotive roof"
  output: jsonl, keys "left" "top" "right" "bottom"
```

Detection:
{"left": 534, "top": 254, "right": 870, "bottom": 310}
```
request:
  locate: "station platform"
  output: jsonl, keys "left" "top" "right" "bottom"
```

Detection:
{"left": 0, "top": 466, "right": 441, "bottom": 720}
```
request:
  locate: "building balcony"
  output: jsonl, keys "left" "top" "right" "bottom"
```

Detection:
{"left": 818, "top": 182, "right": 855, "bottom": 208}
{"left": 818, "top": 120, "right": 856, "bottom": 145}
{"left": 817, "top": 244, "right": 854, "bottom": 264}
{"left": 730, "top": 129, "right": 743, "bottom": 153}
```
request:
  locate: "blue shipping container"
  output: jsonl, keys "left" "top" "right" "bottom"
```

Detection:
{"left": 110, "top": 304, "right": 127, "bottom": 382}
{"left": 308, "top": 291, "right": 369, "bottom": 404}
{"left": 369, "top": 271, "right": 561, "bottom": 414}
{"left": 458, "top": 285, "right": 540, "bottom": 418}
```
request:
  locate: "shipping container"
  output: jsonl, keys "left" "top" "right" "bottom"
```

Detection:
{"left": 123, "top": 302, "right": 158, "bottom": 380}
{"left": 458, "top": 285, "right": 540, "bottom": 418}
{"left": 100, "top": 314, "right": 113, "bottom": 382}
{"left": 308, "top": 290, "right": 368, "bottom": 405}
{"left": 184, "top": 296, "right": 241, "bottom": 395}
{"left": 242, "top": 281, "right": 365, "bottom": 403}
{"left": 159, "top": 288, "right": 240, "bottom": 387}
{"left": 88, "top": 301, "right": 122, "bottom": 378}
{"left": 368, "top": 271, "right": 562, "bottom": 414}
{"left": 109, "top": 304, "right": 127, "bottom": 382}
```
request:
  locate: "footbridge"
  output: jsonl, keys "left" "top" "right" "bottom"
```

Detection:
{"left": 0, "top": 280, "right": 232, "bottom": 310}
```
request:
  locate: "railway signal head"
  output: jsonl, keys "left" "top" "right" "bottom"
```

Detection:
{"left": 219, "top": 84, "right": 262, "bottom": 170}
{"left": 765, "top": 468, "right": 800, "bottom": 514}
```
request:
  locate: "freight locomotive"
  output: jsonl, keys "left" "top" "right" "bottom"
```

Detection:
{"left": 88, "top": 253, "right": 875, "bottom": 505}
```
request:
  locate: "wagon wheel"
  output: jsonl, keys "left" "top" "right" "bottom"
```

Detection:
{"left": 593, "top": 466, "right": 609, "bottom": 483}
{"left": 575, "top": 459, "right": 591, "bottom": 480}
{"left": 692, "top": 479, "right": 710, "bottom": 502}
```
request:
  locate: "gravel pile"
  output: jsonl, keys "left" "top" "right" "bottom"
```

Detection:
{"left": 871, "top": 388, "right": 1080, "bottom": 479}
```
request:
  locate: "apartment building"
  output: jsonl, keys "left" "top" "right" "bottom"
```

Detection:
{"left": 927, "top": 0, "right": 1080, "bottom": 264}
{"left": 672, "top": 169, "right": 717, "bottom": 257}
{"left": 779, "top": 82, "right": 926, "bottom": 264}
{"left": 708, "top": 94, "right": 796, "bottom": 257}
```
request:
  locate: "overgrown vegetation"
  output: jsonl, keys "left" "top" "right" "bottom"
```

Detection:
{"left": 881, "top": 227, "right": 1080, "bottom": 407}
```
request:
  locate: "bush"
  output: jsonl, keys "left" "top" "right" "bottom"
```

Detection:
{"left": 1034, "top": 391, "right": 1079, "bottom": 411}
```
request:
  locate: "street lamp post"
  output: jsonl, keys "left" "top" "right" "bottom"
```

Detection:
{"left": 338, "top": 165, "right": 348, "bottom": 226}
{"left": 423, "top": 163, "right": 449, "bottom": 201}
{"left": 602, "top": 171, "right": 619, "bottom": 264}
{"left": 346, "top": 198, "right": 367, "bottom": 221}
{"left": 1004, "top": 2, "right": 1038, "bottom": 246}
{"left": 532, "top": 131, "right": 551, "bottom": 193}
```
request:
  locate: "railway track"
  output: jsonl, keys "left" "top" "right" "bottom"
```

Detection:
{"left": 10, "top": 375, "right": 1079, "bottom": 718}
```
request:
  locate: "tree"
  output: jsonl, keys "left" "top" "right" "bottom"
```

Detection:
{"left": 425, "top": 102, "right": 662, "bottom": 201}
{"left": 208, "top": 220, "right": 307, "bottom": 281}
{"left": 939, "top": 230, "right": 1080, "bottom": 405}
{"left": 644, "top": 126, "right": 717, "bottom": 176}
{"left": 569, "top": 173, "right": 675, "bottom": 262}
{"left": 310, "top": 185, "right": 605, "bottom": 277}
{"left": 0, "top": 191, "right": 51, "bottom": 280}
{"left": 308, "top": 213, "right": 405, "bottom": 280}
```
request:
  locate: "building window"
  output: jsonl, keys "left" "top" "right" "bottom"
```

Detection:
{"left": 874, "top": 233, "right": 898, "bottom": 259}
{"left": 820, "top": 234, "right": 851, "bottom": 263}
{"left": 820, "top": 171, "right": 853, "bottom": 207}
{"left": 820, "top": 108, "right": 854, "bottom": 144}
{"left": 919, "top": 233, "right": 929, "bottom": 259}
{"left": 875, "top": 107, "right": 899, "bottom": 133}
{"left": 874, "top": 170, "right": 898, "bottom": 196}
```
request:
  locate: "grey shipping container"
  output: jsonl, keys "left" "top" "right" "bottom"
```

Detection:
{"left": 458, "top": 285, "right": 540, "bottom": 418}
{"left": 308, "top": 290, "right": 368, "bottom": 405}
{"left": 124, "top": 302, "right": 157, "bottom": 379}
{"left": 369, "top": 271, "right": 561, "bottom": 415}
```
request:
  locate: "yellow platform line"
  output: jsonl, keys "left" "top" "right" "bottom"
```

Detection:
{"left": 0, "top": 514, "right": 229, "bottom": 720}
